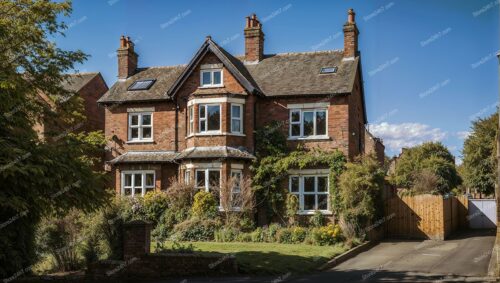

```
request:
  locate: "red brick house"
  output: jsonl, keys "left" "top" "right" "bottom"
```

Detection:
{"left": 35, "top": 72, "right": 108, "bottom": 139}
{"left": 98, "top": 9, "right": 384, "bottom": 215}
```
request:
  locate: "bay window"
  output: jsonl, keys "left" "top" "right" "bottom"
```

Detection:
{"left": 121, "top": 171, "right": 155, "bottom": 197}
{"left": 230, "top": 170, "right": 242, "bottom": 209}
{"left": 289, "top": 109, "right": 327, "bottom": 138}
{"left": 231, "top": 104, "right": 243, "bottom": 134}
{"left": 128, "top": 112, "right": 153, "bottom": 141}
{"left": 188, "top": 106, "right": 194, "bottom": 135}
{"left": 199, "top": 104, "right": 221, "bottom": 133}
{"left": 289, "top": 175, "right": 329, "bottom": 212}
{"left": 195, "top": 169, "right": 221, "bottom": 192}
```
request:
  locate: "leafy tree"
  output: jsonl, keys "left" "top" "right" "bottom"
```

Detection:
{"left": 390, "top": 142, "right": 461, "bottom": 194}
{"left": 339, "top": 155, "right": 385, "bottom": 235}
{"left": 0, "top": 1, "right": 109, "bottom": 277}
{"left": 462, "top": 113, "right": 498, "bottom": 196}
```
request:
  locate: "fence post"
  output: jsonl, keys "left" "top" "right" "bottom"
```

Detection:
{"left": 123, "top": 220, "right": 152, "bottom": 260}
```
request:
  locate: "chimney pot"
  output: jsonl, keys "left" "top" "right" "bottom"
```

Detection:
{"left": 244, "top": 13, "right": 264, "bottom": 62}
{"left": 120, "top": 35, "right": 126, "bottom": 48}
{"left": 348, "top": 8, "right": 355, "bottom": 23}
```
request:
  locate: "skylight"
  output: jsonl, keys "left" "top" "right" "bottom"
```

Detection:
{"left": 128, "top": 79, "right": 156, "bottom": 91}
{"left": 320, "top": 67, "right": 337, "bottom": 74}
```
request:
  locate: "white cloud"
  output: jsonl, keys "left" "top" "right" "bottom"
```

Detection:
{"left": 456, "top": 131, "right": 470, "bottom": 140}
{"left": 369, "top": 122, "right": 447, "bottom": 153}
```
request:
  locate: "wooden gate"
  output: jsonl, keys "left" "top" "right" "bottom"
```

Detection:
{"left": 385, "top": 194, "right": 468, "bottom": 240}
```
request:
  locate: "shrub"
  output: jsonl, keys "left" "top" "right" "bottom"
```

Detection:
{"left": 142, "top": 191, "right": 169, "bottom": 225}
{"left": 36, "top": 210, "right": 84, "bottom": 272}
{"left": 166, "top": 178, "right": 195, "bottom": 210}
{"left": 191, "top": 191, "right": 218, "bottom": 219}
{"left": 291, "top": 226, "right": 307, "bottom": 243}
{"left": 310, "top": 224, "right": 342, "bottom": 246}
{"left": 151, "top": 206, "right": 190, "bottom": 243}
{"left": 276, "top": 227, "right": 293, "bottom": 243}
{"left": 339, "top": 155, "right": 385, "bottom": 235}
{"left": 267, "top": 223, "right": 281, "bottom": 242}
{"left": 214, "top": 227, "right": 240, "bottom": 242}
{"left": 250, "top": 227, "right": 265, "bottom": 242}
{"left": 285, "top": 194, "right": 299, "bottom": 226}
{"left": 309, "top": 211, "right": 325, "bottom": 227}
{"left": 172, "top": 218, "right": 220, "bottom": 241}
{"left": 237, "top": 232, "right": 252, "bottom": 242}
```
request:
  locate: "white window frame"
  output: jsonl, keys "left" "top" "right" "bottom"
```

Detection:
{"left": 230, "top": 103, "right": 243, "bottom": 134}
{"left": 188, "top": 106, "right": 194, "bottom": 135}
{"left": 200, "top": 69, "right": 223, "bottom": 87}
{"left": 289, "top": 109, "right": 328, "bottom": 139}
{"left": 195, "top": 168, "right": 221, "bottom": 192}
{"left": 198, "top": 104, "right": 221, "bottom": 133}
{"left": 184, "top": 169, "right": 191, "bottom": 184}
{"left": 121, "top": 170, "right": 155, "bottom": 197}
{"left": 128, "top": 112, "right": 153, "bottom": 141}
{"left": 289, "top": 175, "right": 330, "bottom": 214}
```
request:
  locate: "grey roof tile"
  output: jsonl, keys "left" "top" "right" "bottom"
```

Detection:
{"left": 177, "top": 146, "right": 256, "bottom": 160}
{"left": 98, "top": 39, "right": 358, "bottom": 103}
{"left": 108, "top": 151, "right": 178, "bottom": 164}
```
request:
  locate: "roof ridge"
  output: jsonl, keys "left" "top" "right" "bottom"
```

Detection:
{"left": 142, "top": 64, "right": 187, "bottom": 69}
{"left": 66, "top": 72, "right": 100, "bottom": 76}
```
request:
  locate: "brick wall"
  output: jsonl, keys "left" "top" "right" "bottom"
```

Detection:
{"left": 256, "top": 95, "right": 351, "bottom": 158}
{"left": 80, "top": 74, "right": 108, "bottom": 132}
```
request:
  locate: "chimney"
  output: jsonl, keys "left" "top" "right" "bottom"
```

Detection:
{"left": 117, "top": 35, "right": 138, "bottom": 79}
{"left": 343, "top": 8, "right": 359, "bottom": 59}
{"left": 244, "top": 14, "right": 264, "bottom": 63}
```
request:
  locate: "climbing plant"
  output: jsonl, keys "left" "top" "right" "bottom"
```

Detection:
{"left": 252, "top": 122, "right": 346, "bottom": 220}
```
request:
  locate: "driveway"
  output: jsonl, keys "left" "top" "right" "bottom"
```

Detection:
{"left": 292, "top": 229, "right": 496, "bottom": 283}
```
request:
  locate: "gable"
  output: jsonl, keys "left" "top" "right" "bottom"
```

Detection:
{"left": 175, "top": 51, "right": 249, "bottom": 100}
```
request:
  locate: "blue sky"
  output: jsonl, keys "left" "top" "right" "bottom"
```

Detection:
{"left": 54, "top": 0, "right": 499, "bottom": 162}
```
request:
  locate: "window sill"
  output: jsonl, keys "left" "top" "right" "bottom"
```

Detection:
{"left": 218, "top": 206, "right": 242, "bottom": 212}
{"left": 126, "top": 140, "right": 155, "bottom": 144}
{"left": 186, "top": 132, "right": 246, "bottom": 138}
{"left": 297, "top": 210, "right": 333, "bottom": 216}
{"left": 198, "top": 85, "right": 224, "bottom": 89}
{"left": 288, "top": 136, "right": 330, "bottom": 141}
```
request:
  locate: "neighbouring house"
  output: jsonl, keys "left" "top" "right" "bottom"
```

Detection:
{"left": 98, "top": 9, "right": 384, "bottom": 217}
{"left": 35, "top": 72, "right": 108, "bottom": 139}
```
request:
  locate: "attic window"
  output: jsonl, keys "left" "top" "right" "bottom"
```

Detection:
{"left": 320, "top": 67, "right": 337, "bottom": 74}
{"left": 128, "top": 79, "right": 156, "bottom": 91}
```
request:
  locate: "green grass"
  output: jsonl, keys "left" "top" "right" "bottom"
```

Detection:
{"left": 155, "top": 241, "right": 348, "bottom": 275}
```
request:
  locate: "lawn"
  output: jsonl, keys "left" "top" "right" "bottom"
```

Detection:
{"left": 156, "top": 241, "right": 348, "bottom": 275}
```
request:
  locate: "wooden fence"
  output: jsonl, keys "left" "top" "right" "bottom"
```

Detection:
{"left": 385, "top": 194, "right": 468, "bottom": 240}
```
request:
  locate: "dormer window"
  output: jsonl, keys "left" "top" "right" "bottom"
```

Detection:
{"left": 200, "top": 69, "right": 223, "bottom": 87}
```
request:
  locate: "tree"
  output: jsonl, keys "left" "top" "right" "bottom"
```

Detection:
{"left": 339, "top": 155, "right": 385, "bottom": 236}
{"left": 390, "top": 142, "right": 461, "bottom": 194}
{"left": 0, "top": 1, "right": 109, "bottom": 277}
{"left": 462, "top": 113, "right": 498, "bottom": 196}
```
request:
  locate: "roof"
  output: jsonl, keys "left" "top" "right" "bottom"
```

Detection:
{"left": 177, "top": 146, "right": 256, "bottom": 160}
{"left": 61, "top": 72, "right": 100, "bottom": 93}
{"left": 108, "top": 146, "right": 256, "bottom": 164}
{"left": 97, "top": 38, "right": 360, "bottom": 104}
{"left": 244, "top": 51, "right": 358, "bottom": 96}
{"left": 98, "top": 66, "right": 185, "bottom": 103}
{"left": 108, "top": 151, "right": 178, "bottom": 164}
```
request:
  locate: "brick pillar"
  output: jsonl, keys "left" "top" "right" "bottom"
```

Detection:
{"left": 123, "top": 220, "right": 152, "bottom": 260}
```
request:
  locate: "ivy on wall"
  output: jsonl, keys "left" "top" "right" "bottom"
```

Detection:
{"left": 252, "top": 122, "right": 346, "bottom": 220}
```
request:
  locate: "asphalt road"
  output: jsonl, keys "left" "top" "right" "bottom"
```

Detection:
{"left": 292, "top": 229, "right": 496, "bottom": 283}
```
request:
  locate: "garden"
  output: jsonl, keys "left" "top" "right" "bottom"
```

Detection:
{"left": 31, "top": 149, "right": 385, "bottom": 276}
